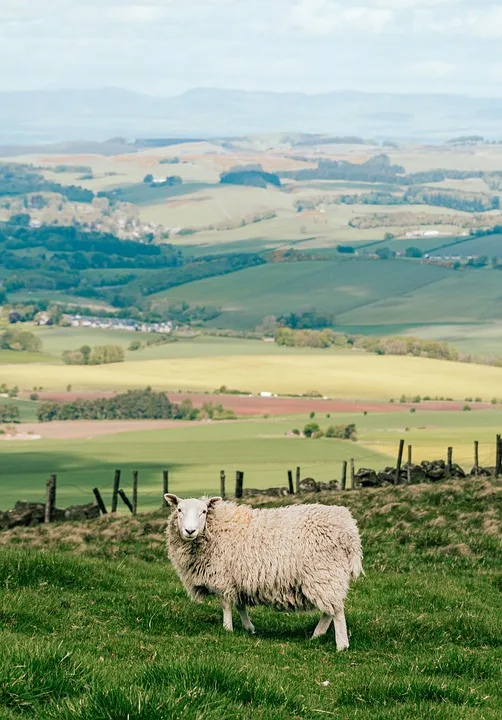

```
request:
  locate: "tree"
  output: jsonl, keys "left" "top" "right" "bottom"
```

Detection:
{"left": 375, "top": 247, "right": 396, "bottom": 260}
{"left": 405, "top": 246, "right": 423, "bottom": 258}
{"left": 303, "top": 422, "right": 320, "bottom": 438}
{"left": 143, "top": 174, "right": 154, "bottom": 184}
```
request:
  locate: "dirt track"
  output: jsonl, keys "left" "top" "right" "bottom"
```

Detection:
{"left": 35, "top": 391, "right": 495, "bottom": 416}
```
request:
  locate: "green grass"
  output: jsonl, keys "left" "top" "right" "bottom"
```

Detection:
{"left": 105, "top": 181, "right": 216, "bottom": 205}
{"left": 2, "top": 411, "right": 502, "bottom": 510}
{"left": 0, "top": 477, "right": 500, "bottom": 719}
{"left": 155, "top": 259, "right": 452, "bottom": 330}
{"left": 0, "top": 397, "right": 40, "bottom": 422}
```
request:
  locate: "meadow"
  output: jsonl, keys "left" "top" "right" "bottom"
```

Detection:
{"left": 2, "top": 411, "right": 501, "bottom": 510}
{"left": 0, "top": 476, "right": 500, "bottom": 719}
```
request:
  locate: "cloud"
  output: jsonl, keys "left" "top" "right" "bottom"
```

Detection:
{"left": 410, "top": 60, "right": 457, "bottom": 77}
{"left": 290, "top": 1, "right": 394, "bottom": 36}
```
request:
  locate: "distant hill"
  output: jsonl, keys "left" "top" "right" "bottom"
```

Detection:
{"left": 1, "top": 87, "right": 502, "bottom": 146}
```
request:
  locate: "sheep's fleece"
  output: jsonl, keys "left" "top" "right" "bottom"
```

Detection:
{"left": 165, "top": 496, "right": 363, "bottom": 650}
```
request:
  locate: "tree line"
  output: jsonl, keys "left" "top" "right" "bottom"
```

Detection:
{"left": 62, "top": 344, "right": 125, "bottom": 365}
{"left": 36, "top": 388, "right": 236, "bottom": 423}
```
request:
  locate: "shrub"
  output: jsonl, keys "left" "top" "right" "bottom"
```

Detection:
{"left": 312, "top": 429, "right": 324, "bottom": 439}
{"left": 129, "top": 340, "right": 142, "bottom": 351}
{"left": 309, "top": 411, "right": 316, "bottom": 419}
{"left": 465, "top": 397, "right": 473, "bottom": 402}
{"left": 399, "top": 394, "right": 407, "bottom": 403}
{"left": 463, "top": 404, "right": 472, "bottom": 411}
{"left": 491, "top": 398, "right": 498, "bottom": 405}
{"left": 412, "top": 395, "right": 421, "bottom": 403}
{"left": 8, "top": 386, "right": 19, "bottom": 398}
{"left": 475, "top": 396, "right": 482, "bottom": 402}
{"left": 29, "top": 392, "right": 39, "bottom": 401}
{"left": 303, "top": 422, "right": 320, "bottom": 438}
{"left": 410, "top": 408, "right": 416, "bottom": 413}
{"left": 325, "top": 423, "right": 357, "bottom": 440}
{"left": 292, "top": 428, "right": 300, "bottom": 435}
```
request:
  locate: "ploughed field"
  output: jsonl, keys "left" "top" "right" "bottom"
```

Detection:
{"left": 0, "top": 477, "right": 500, "bottom": 719}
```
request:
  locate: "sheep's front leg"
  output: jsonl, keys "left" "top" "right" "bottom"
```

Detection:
{"left": 222, "top": 598, "right": 233, "bottom": 632}
{"left": 237, "top": 604, "right": 255, "bottom": 634}
{"left": 333, "top": 608, "right": 349, "bottom": 651}
{"left": 312, "top": 613, "right": 333, "bottom": 638}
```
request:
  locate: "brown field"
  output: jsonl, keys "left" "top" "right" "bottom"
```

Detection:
{"left": 34, "top": 391, "right": 495, "bottom": 416}
{"left": 1, "top": 419, "right": 195, "bottom": 440}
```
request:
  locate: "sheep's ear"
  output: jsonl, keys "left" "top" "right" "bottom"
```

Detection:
{"left": 164, "top": 493, "right": 181, "bottom": 506}
{"left": 206, "top": 496, "right": 222, "bottom": 510}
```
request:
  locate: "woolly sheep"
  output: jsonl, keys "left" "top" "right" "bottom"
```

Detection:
{"left": 164, "top": 495, "right": 363, "bottom": 651}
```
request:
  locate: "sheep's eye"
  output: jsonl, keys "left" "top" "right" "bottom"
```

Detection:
{"left": 201, "top": 510, "right": 207, "bottom": 515}
{"left": 177, "top": 508, "right": 182, "bottom": 513}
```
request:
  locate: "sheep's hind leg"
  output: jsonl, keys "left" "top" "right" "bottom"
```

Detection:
{"left": 237, "top": 604, "right": 255, "bottom": 634}
{"left": 222, "top": 599, "right": 233, "bottom": 632}
{"left": 312, "top": 613, "right": 333, "bottom": 638}
{"left": 333, "top": 608, "right": 349, "bottom": 651}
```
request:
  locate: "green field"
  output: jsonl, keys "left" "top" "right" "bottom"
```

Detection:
{"left": 0, "top": 477, "right": 500, "bottom": 719}
{"left": 2, "top": 411, "right": 502, "bottom": 510}
{"left": 155, "top": 259, "right": 452, "bottom": 330}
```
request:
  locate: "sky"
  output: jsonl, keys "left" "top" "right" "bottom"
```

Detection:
{"left": 1, "top": 0, "right": 502, "bottom": 97}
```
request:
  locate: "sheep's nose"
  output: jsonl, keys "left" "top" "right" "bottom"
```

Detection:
{"left": 185, "top": 528, "right": 196, "bottom": 536}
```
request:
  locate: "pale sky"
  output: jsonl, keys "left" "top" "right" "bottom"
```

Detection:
{"left": 1, "top": 0, "right": 501, "bottom": 97}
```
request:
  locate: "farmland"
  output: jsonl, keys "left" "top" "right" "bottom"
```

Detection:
{"left": 0, "top": 476, "right": 500, "bottom": 719}
{"left": 2, "top": 410, "right": 502, "bottom": 510}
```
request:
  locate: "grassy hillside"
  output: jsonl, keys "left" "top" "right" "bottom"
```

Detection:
{"left": 0, "top": 477, "right": 500, "bottom": 719}
{"left": 2, "top": 411, "right": 502, "bottom": 510}
{"left": 155, "top": 259, "right": 452, "bottom": 329}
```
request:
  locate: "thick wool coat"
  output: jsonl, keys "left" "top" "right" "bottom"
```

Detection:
{"left": 166, "top": 501, "right": 363, "bottom": 615}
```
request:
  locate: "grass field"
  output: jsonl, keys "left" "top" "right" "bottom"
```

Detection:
{"left": 2, "top": 411, "right": 502, "bottom": 510}
{"left": 155, "top": 259, "right": 452, "bottom": 329}
{"left": 0, "top": 477, "right": 500, "bottom": 719}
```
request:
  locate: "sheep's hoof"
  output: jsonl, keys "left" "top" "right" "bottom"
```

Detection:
{"left": 336, "top": 643, "right": 349, "bottom": 652}
{"left": 223, "top": 625, "right": 233, "bottom": 632}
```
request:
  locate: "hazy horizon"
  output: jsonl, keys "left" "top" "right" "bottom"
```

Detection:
{"left": 2, "top": 0, "right": 502, "bottom": 98}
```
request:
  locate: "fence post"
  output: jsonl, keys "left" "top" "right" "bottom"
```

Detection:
{"left": 349, "top": 459, "right": 355, "bottom": 490}
{"left": 44, "top": 474, "right": 56, "bottom": 523}
{"left": 287, "top": 470, "right": 294, "bottom": 495}
{"left": 118, "top": 489, "right": 133, "bottom": 514}
{"left": 295, "top": 466, "right": 300, "bottom": 494}
{"left": 235, "top": 470, "right": 244, "bottom": 499}
{"left": 496, "top": 434, "right": 502, "bottom": 477}
{"left": 395, "top": 439, "right": 405, "bottom": 485}
{"left": 93, "top": 487, "right": 107, "bottom": 515}
{"left": 407, "top": 465, "right": 411, "bottom": 484}
{"left": 341, "top": 461, "right": 347, "bottom": 490}
{"left": 474, "top": 441, "right": 479, "bottom": 476}
{"left": 220, "top": 470, "right": 226, "bottom": 500}
{"left": 407, "top": 444, "right": 412, "bottom": 466}
{"left": 111, "top": 469, "right": 121, "bottom": 513}
{"left": 132, "top": 471, "right": 138, "bottom": 516}
{"left": 446, "top": 447, "right": 453, "bottom": 478}
{"left": 162, "top": 470, "right": 169, "bottom": 507}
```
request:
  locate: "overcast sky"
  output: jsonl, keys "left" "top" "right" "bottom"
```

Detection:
{"left": 1, "top": 0, "right": 501, "bottom": 97}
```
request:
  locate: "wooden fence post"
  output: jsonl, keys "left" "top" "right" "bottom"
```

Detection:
{"left": 93, "top": 487, "right": 107, "bottom": 515}
{"left": 111, "top": 469, "right": 121, "bottom": 513}
{"left": 349, "top": 459, "right": 355, "bottom": 490}
{"left": 44, "top": 474, "right": 56, "bottom": 523}
{"left": 447, "top": 447, "right": 453, "bottom": 478}
{"left": 287, "top": 470, "right": 294, "bottom": 495}
{"left": 118, "top": 489, "right": 133, "bottom": 514}
{"left": 496, "top": 435, "right": 502, "bottom": 477}
{"left": 395, "top": 439, "right": 405, "bottom": 485}
{"left": 341, "top": 461, "right": 347, "bottom": 490}
{"left": 295, "top": 466, "right": 300, "bottom": 494}
{"left": 132, "top": 471, "right": 138, "bottom": 516}
{"left": 162, "top": 470, "right": 169, "bottom": 507}
{"left": 407, "top": 444, "right": 412, "bottom": 466}
{"left": 235, "top": 470, "right": 244, "bottom": 499}
{"left": 474, "top": 441, "right": 479, "bottom": 476}
{"left": 220, "top": 470, "right": 226, "bottom": 500}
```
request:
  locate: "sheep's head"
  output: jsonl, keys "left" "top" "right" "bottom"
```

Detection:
{"left": 164, "top": 494, "right": 221, "bottom": 541}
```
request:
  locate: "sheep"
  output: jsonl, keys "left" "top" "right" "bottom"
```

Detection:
{"left": 164, "top": 494, "right": 363, "bottom": 651}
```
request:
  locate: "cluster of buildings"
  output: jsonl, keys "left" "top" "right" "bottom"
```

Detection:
{"left": 68, "top": 315, "right": 174, "bottom": 334}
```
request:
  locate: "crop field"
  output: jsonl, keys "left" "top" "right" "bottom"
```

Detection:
{"left": 339, "top": 269, "right": 502, "bottom": 326}
{"left": 155, "top": 259, "right": 452, "bottom": 329}
{"left": 2, "top": 410, "right": 502, "bottom": 510}
{"left": 0, "top": 477, "right": 500, "bottom": 719}
{"left": 2, "top": 346, "right": 502, "bottom": 400}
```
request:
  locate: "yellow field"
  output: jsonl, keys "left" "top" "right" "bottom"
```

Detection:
{"left": 2, "top": 353, "right": 502, "bottom": 400}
